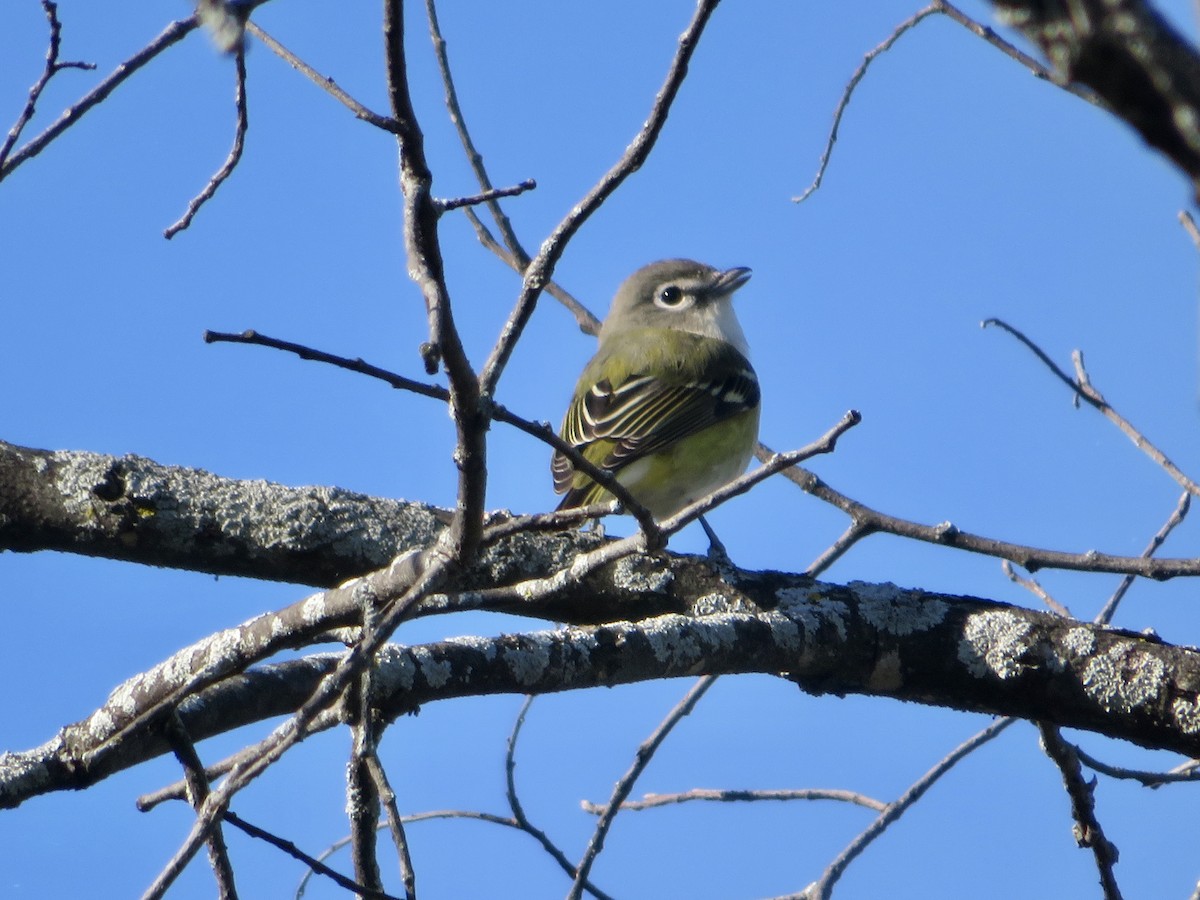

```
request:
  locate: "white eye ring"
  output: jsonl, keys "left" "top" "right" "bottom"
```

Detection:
{"left": 656, "top": 285, "right": 686, "bottom": 308}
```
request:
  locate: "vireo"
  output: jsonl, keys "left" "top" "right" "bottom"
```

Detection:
{"left": 552, "top": 258, "right": 760, "bottom": 520}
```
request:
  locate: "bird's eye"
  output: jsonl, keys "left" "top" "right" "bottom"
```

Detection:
{"left": 657, "top": 285, "right": 685, "bottom": 308}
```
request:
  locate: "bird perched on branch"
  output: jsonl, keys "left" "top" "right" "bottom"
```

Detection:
{"left": 552, "top": 258, "right": 760, "bottom": 522}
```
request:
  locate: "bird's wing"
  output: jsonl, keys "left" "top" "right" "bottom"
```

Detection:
{"left": 552, "top": 351, "right": 758, "bottom": 498}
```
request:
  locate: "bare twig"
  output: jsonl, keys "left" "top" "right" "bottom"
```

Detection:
{"left": 568, "top": 676, "right": 717, "bottom": 900}
{"left": 1073, "top": 744, "right": 1200, "bottom": 788}
{"left": 384, "top": 0, "right": 485, "bottom": 562}
{"left": 202, "top": 328, "right": 654, "bottom": 525}
{"left": 0, "top": 0, "right": 97, "bottom": 173}
{"left": 221, "top": 810, "right": 401, "bottom": 900}
{"left": 1037, "top": 723, "right": 1123, "bottom": 899}
{"left": 504, "top": 697, "right": 614, "bottom": 900}
{"left": 802, "top": 717, "right": 1016, "bottom": 900}
{"left": 1097, "top": 491, "right": 1190, "bottom": 625}
{"left": 423, "top": 0, "right": 600, "bottom": 335}
{"left": 346, "top": 598, "right": 384, "bottom": 896}
{"left": 794, "top": 0, "right": 1101, "bottom": 205}
{"left": 434, "top": 179, "right": 536, "bottom": 213}
{"left": 365, "top": 755, "right": 417, "bottom": 900}
{"left": 1001, "top": 560, "right": 1072, "bottom": 617}
{"left": 477, "top": 0, "right": 724, "bottom": 399}
{"left": 794, "top": 4, "right": 940, "bottom": 204}
{"left": 985, "top": 320, "right": 1200, "bottom": 502}
{"left": 581, "top": 787, "right": 887, "bottom": 814}
{"left": 163, "top": 715, "right": 239, "bottom": 900}
{"left": 244, "top": 21, "right": 399, "bottom": 132}
{"left": 1, "top": 16, "right": 197, "bottom": 181}
{"left": 657, "top": 412, "right": 862, "bottom": 539}
{"left": 164, "top": 45, "right": 249, "bottom": 238}
{"left": 804, "top": 520, "right": 875, "bottom": 578}
{"left": 937, "top": 1, "right": 1100, "bottom": 106}
{"left": 760, "top": 441, "right": 1200, "bottom": 579}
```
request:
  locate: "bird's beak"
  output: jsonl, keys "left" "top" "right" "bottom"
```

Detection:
{"left": 710, "top": 266, "right": 752, "bottom": 297}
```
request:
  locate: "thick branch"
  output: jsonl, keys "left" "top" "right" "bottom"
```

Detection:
{"left": 5, "top": 579, "right": 1200, "bottom": 809}
{"left": 0, "top": 439, "right": 447, "bottom": 586}
{"left": 9, "top": 439, "right": 1200, "bottom": 592}
{"left": 990, "top": 0, "right": 1200, "bottom": 198}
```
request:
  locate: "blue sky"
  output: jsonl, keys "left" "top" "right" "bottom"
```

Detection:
{"left": 3, "top": 1, "right": 1200, "bottom": 897}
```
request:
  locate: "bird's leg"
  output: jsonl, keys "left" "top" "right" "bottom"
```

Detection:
{"left": 699, "top": 514, "right": 732, "bottom": 569}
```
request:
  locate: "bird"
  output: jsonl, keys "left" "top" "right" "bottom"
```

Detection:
{"left": 551, "top": 258, "right": 760, "bottom": 523}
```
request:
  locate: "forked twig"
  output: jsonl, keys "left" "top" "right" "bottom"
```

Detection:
{"left": 1, "top": 16, "right": 197, "bottom": 181}
{"left": 985, "top": 319, "right": 1200, "bottom": 501}
{"left": 762, "top": 440, "right": 1200, "bottom": 579}
{"left": 203, "top": 327, "right": 656, "bottom": 530}
{"left": 423, "top": 0, "right": 600, "bottom": 334}
{"left": 0, "top": 0, "right": 97, "bottom": 173}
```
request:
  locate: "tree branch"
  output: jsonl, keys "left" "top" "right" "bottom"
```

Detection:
{"left": 989, "top": 0, "right": 1200, "bottom": 198}
{"left": 9, "top": 580, "right": 1200, "bottom": 810}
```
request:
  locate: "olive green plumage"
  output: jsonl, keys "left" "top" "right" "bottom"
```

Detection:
{"left": 552, "top": 259, "right": 760, "bottom": 520}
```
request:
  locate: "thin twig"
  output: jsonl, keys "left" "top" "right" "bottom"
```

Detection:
{"left": 503, "top": 697, "right": 614, "bottom": 900}
{"left": 163, "top": 714, "right": 239, "bottom": 900}
{"left": 794, "top": 4, "right": 940, "bottom": 204}
{"left": 1037, "top": 723, "right": 1123, "bottom": 899}
{"left": 365, "top": 755, "right": 417, "bottom": 900}
{"left": 244, "top": 21, "right": 399, "bottom": 132}
{"left": 656, "top": 412, "right": 862, "bottom": 539}
{"left": 580, "top": 787, "right": 887, "bottom": 814}
{"left": 1074, "top": 744, "right": 1200, "bottom": 787}
{"left": 1096, "top": 491, "right": 1190, "bottom": 625}
{"left": 0, "top": 0, "right": 96, "bottom": 173}
{"left": 568, "top": 676, "right": 717, "bottom": 900}
{"left": 760, "top": 440, "right": 1200, "bottom": 579}
{"left": 477, "top": 0, "right": 724, "bottom": 399}
{"left": 794, "top": 0, "right": 1102, "bottom": 205}
{"left": 985, "top": 319, "right": 1200, "bottom": 501}
{"left": 164, "top": 45, "right": 249, "bottom": 238}
{"left": 1, "top": 16, "right": 198, "bottom": 181}
{"left": 1001, "top": 560, "right": 1072, "bottom": 618}
{"left": 1074, "top": 347, "right": 1200, "bottom": 498}
{"left": 802, "top": 717, "right": 1016, "bottom": 900}
{"left": 804, "top": 520, "right": 875, "bottom": 578}
{"left": 423, "top": 0, "right": 599, "bottom": 335}
{"left": 463, "top": 207, "right": 600, "bottom": 334}
{"left": 203, "top": 328, "right": 653, "bottom": 525}
{"left": 221, "top": 810, "right": 401, "bottom": 900}
{"left": 434, "top": 179, "right": 536, "bottom": 213}
{"left": 937, "top": 1, "right": 1101, "bottom": 107}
